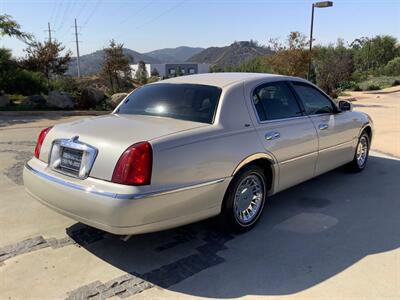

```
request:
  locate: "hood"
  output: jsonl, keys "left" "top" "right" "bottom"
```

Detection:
{"left": 40, "top": 113, "right": 207, "bottom": 180}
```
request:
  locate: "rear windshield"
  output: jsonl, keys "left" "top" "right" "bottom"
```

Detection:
{"left": 116, "top": 83, "right": 222, "bottom": 124}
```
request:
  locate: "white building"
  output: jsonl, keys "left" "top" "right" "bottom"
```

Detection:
{"left": 130, "top": 63, "right": 210, "bottom": 79}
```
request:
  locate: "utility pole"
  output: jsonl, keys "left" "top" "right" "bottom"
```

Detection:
{"left": 45, "top": 22, "right": 54, "bottom": 43}
{"left": 74, "top": 18, "right": 81, "bottom": 78}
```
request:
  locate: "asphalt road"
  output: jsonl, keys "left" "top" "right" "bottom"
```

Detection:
{"left": 0, "top": 103, "right": 399, "bottom": 299}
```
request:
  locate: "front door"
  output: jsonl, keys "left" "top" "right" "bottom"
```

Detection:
{"left": 246, "top": 81, "right": 319, "bottom": 192}
{"left": 291, "top": 82, "right": 357, "bottom": 175}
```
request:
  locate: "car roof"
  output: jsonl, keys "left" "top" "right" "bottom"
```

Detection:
{"left": 159, "top": 72, "right": 305, "bottom": 88}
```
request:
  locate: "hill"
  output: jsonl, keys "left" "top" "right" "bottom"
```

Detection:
{"left": 144, "top": 46, "right": 204, "bottom": 63}
{"left": 67, "top": 48, "right": 159, "bottom": 77}
{"left": 187, "top": 41, "right": 273, "bottom": 67}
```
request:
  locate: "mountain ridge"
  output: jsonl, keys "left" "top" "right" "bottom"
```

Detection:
{"left": 187, "top": 41, "right": 273, "bottom": 67}
{"left": 143, "top": 46, "right": 204, "bottom": 63}
{"left": 66, "top": 43, "right": 272, "bottom": 76}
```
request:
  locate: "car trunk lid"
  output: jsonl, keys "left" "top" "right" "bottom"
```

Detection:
{"left": 40, "top": 114, "right": 207, "bottom": 181}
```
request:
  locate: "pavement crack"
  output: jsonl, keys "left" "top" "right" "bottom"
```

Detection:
{"left": 65, "top": 230, "right": 234, "bottom": 299}
{"left": 0, "top": 226, "right": 107, "bottom": 264}
{"left": 0, "top": 149, "right": 32, "bottom": 185}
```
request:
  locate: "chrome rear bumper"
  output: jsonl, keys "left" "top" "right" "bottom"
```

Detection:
{"left": 23, "top": 158, "right": 230, "bottom": 235}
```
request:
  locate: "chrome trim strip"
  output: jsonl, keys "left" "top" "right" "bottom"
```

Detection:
{"left": 318, "top": 140, "right": 355, "bottom": 153}
{"left": 279, "top": 151, "right": 318, "bottom": 165}
{"left": 49, "top": 137, "right": 98, "bottom": 179}
{"left": 25, "top": 163, "right": 227, "bottom": 200}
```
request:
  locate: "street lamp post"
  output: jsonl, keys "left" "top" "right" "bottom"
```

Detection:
{"left": 307, "top": 1, "right": 333, "bottom": 81}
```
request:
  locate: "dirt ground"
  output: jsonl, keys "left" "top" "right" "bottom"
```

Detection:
{"left": 0, "top": 90, "right": 399, "bottom": 299}
{"left": 343, "top": 89, "right": 400, "bottom": 158}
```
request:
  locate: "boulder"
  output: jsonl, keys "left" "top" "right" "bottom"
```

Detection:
{"left": 48, "top": 91, "right": 75, "bottom": 109}
{"left": 0, "top": 94, "right": 10, "bottom": 107}
{"left": 78, "top": 87, "right": 106, "bottom": 109}
{"left": 108, "top": 93, "right": 128, "bottom": 109}
{"left": 23, "top": 95, "right": 46, "bottom": 108}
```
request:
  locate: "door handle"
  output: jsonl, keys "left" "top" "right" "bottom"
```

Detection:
{"left": 265, "top": 132, "right": 280, "bottom": 140}
{"left": 319, "top": 123, "right": 329, "bottom": 130}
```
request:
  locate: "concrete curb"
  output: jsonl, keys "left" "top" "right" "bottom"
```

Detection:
{"left": 362, "top": 87, "right": 400, "bottom": 95}
{"left": 0, "top": 110, "right": 110, "bottom": 117}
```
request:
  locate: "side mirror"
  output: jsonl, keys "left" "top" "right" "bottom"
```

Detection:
{"left": 338, "top": 100, "right": 352, "bottom": 112}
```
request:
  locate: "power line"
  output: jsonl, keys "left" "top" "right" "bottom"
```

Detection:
{"left": 114, "top": 0, "right": 187, "bottom": 40}
{"left": 133, "top": 0, "right": 187, "bottom": 30}
{"left": 49, "top": 0, "right": 59, "bottom": 25}
{"left": 52, "top": 0, "right": 64, "bottom": 30}
{"left": 56, "top": 0, "right": 74, "bottom": 32}
{"left": 75, "top": 0, "right": 89, "bottom": 21}
{"left": 81, "top": 0, "right": 103, "bottom": 29}
{"left": 118, "top": 0, "right": 155, "bottom": 26}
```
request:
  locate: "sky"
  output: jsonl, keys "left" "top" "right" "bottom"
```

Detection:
{"left": 1, "top": 0, "right": 399, "bottom": 57}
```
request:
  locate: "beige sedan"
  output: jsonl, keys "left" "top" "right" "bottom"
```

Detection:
{"left": 23, "top": 73, "right": 373, "bottom": 235}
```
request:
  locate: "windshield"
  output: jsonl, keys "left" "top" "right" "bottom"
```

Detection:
{"left": 115, "top": 83, "right": 222, "bottom": 124}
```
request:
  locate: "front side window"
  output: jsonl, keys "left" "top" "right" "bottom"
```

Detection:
{"left": 116, "top": 83, "right": 221, "bottom": 124}
{"left": 292, "top": 83, "right": 335, "bottom": 115}
{"left": 253, "top": 82, "right": 302, "bottom": 121}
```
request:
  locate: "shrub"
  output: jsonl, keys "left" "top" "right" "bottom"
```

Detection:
{"left": 392, "top": 79, "right": 400, "bottom": 86}
{"left": 339, "top": 80, "right": 358, "bottom": 90}
{"left": 7, "top": 70, "right": 47, "bottom": 95}
{"left": 358, "top": 76, "right": 400, "bottom": 91}
{"left": 365, "top": 84, "right": 381, "bottom": 91}
{"left": 50, "top": 77, "right": 79, "bottom": 95}
{"left": 384, "top": 57, "right": 400, "bottom": 76}
{"left": 147, "top": 76, "right": 160, "bottom": 83}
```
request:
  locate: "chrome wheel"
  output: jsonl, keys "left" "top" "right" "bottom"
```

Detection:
{"left": 233, "top": 174, "right": 265, "bottom": 225}
{"left": 356, "top": 136, "right": 368, "bottom": 167}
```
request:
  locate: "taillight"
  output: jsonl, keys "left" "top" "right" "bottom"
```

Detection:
{"left": 34, "top": 127, "right": 52, "bottom": 159}
{"left": 112, "top": 142, "right": 152, "bottom": 185}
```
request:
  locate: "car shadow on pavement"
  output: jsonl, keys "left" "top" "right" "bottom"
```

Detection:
{"left": 67, "top": 155, "right": 400, "bottom": 298}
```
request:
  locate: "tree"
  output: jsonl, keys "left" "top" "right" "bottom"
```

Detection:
{"left": 264, "top": 32, "right": 310, "bottom": 78}
{"left": 135, "top": 60, "right": 148, "bottom": 84}
{"left": 351, "top": 35, "right": 399, "bottom": 72}
{"left": 101, "top": 39, "right": 131, "bottom": 92}
{"left": 0, "top": 48, "right": 46, "bottom": 95}
{"left": 314, "top": 40, "right": 354, "bottom": 97}
{"left": 175, "top": 66, "right": 182, "bottom": 77}
{"left": 0, "top": 14, "right": 33, "bottom": 44}
{"left": 23, "top": 40, "right": 71, "bottom": 87}
{"left": 384, "top": 57, "right": 400, "bottom": 76}
{"left": 151, "top": 68, "right": 160, "bottom": 77}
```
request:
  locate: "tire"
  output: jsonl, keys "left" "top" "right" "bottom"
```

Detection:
{"left": 347, "top": 131, "right": 370, "bottom": 172}
{"left": 220, "top": 164, "right": 267, "bottom": 233}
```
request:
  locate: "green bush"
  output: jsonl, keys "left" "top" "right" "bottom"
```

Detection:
{"left": 358, "top": 76, "right": 400, "bottom": 91}
{"left": 0, "top": 48, "right": 47, "bottom": 95}
{"left": 7, "top": 70, "right": 47, "bottom": 95}
{"left": 365, "top": 84, "right": 381, "bottom": 91}
{"left": 50, "top": 77, "right": 79, "bottom": 95}
{"left": 392, "top": 79, "right": 400, "bottom": 86}
{"left": 339, "top": 81, "right": 357, "bottom": 90}
{"left": 384, "top": 57, "right": 400, "bottom": 76}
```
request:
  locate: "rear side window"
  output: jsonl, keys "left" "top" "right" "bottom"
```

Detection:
{"left": 292, "top": 83, "right": 335, "bottom": 115}
{"left": 253, "top": 82, "right": 302, "bottom": 121}
{"left": 116, "top": 83, "right": 221, "bottom": 124}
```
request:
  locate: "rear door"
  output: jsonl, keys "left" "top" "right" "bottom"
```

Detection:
{"left": 290, "top": 81, "right": 357, "bottom": 175}
{"left": 245, "top": 80, "right": 318, "bottom": 192}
